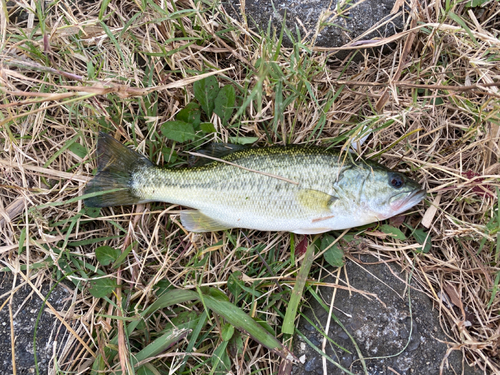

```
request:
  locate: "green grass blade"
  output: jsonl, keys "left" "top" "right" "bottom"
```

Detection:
{"left": 282, "top": 239, "right": 316, "bottom": 335}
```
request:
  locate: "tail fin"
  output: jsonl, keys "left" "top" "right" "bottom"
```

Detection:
{"left": 83, "top": 132, "right": 153, "bottom": 208}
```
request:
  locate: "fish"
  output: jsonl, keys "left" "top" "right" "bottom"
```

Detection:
{"left": 83, "top": 132, "right": 426, "bottom": 234}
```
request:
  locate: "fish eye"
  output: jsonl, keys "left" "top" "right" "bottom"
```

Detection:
{"left": 389, "top": 174, "right": 404, "bottom": 189}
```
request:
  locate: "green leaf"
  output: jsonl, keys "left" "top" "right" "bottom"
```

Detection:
{"left": 170, "top": 310, "right": 200, "bottom": 328}
{"left": 135, "top": 327, "right": 191, "bottom": 362}
{"left": 227, "top": 271, "right": 242, "bottom": 299}
{"left": 341, "top": 234, "right": 362, "bottom": 245}
{"left": 430, "top": 97, "right": 444, "bottom": 106}
{"left": 87, "top": 60, "right": 95, "bottom": 79}
{"left": 466, "top": 0, "right": 489, "bottom": 7}
{"left": 142, "top": 289, "right": 199, "bottom": 321}
{"left": 212, "top": 341, "right": 230, "bottom": 373}
{"left": 176, "top": 102, "right": 201, "bottom": 126}
{"left": 111, "top": 242, "right": 133, "bottom": 268}
{"left": 18, "top": 227, "right": 26, "bottom": 254}
{"left": 155, "top": 280, "right": 173, "bottom": 297}
{"left": 83, "top": 207, "right": 101, "bottom": 218}
{"left": 253, "top": 316, "right": 274, "bottom": 335}
{"left": 448, "top": 11, "right": 477, "bottom": 44}
{"left": 201, "top": 290, "right": 286, "bottom": 354}
{"left": 228, "top": 136, "right": 258, "bottom": 145}
{"left": 161, "top": 120, "right": 196, "bottom": 143}
{"left": 136, "top": 364, "right": 157, "bottom": 375}
{"left": 193, "top": 76, "right": 219, "bottom": 117}
{"left": 131, "top": 288, "right": 290, "bottom": 358}
{"left": 413, "top": 228, "right": 432, "bottom": 253}
{"left": 204, "top": 287, "right": 230, "bottom": 302}
{"left": 200, "top": 122, "right": 216, "bottom": 133}
{"left": 89, "top": 277, "right": 117, "bottom": 298}
{"left": 68, "top": 142, "right": 88, "bottom": 159}
{"left": 221, "top": 323, "right": 235, "bottom": 341}
{"left": 379, "top": 224, "right": 407, "bottom": 240}
{"left": 95, "top": 246, "right": 121, "bottom": 266}
{"left": 322, "top": 235, "right": 344, "bottom": 267}
{"left": 282, "top": 241, "right": 316, "bottom": 335}
{"left": 321, "top": 234, "right": 335, "bottom": 250}
{"left": 227, "top": 330, "right": 244, "bottom": 358}
{"left": 214, "top": 85, "right": 236, "bottom": 124}
{"left": 161, "top": 147, "right": 177, "bottom": 163}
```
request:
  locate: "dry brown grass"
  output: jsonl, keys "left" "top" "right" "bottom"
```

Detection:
{"left": 1, "top": 0, "right": 500, "bottom": 373}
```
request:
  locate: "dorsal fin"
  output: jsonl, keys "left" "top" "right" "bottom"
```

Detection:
{"left": 188, "top": 143, "right": 248, "bottom": 167}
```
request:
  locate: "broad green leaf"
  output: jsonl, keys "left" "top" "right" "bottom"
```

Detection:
{"left": 89, "top": 277, "right": 117, "bottom": 298}
{"left": 321, "top": 235, "right": 335, "bottom": 249}
{"left": 321, "top": 235, "right": 344, "bottom": 267}
{"left": 95, "top": 246, "right": 121, "bottom": 266}
{"left": 161, "top": 146, "right": 178, "bottom": 163}
{"left": 466, "top": 0, "right": 489, "bottom": 7}
{"left": 68, "top": 142, "right": 87, "bottom": 159}
{"left": 193, "top": 76, "right": 219, "bottom": 117}
{"left": 430, "top": 97, "right": 444, "bottom": 106}
{"left": 200, "top": 122, "right": 216, "bottom": 133}
{"left": 90, "top": 353, "right": 107, "bottom": 375}
{"left": 87, "top": 60, "right": 95, "bottom": 78}
{"left": 228, "top": 136, "right": 258, "bottom": 145}
{"left": 204, "top": 287, "right": 230, "bottom": 302}
{"left": 18, "top": 227, "right": 26, "bottom": 254}
{"left": 154, "top": 280, "right": 173, "bottom": 297}
{"left": 161, "top": 120, "right": 196, "bottom": 143}
{"left": 379, "top": 224, "right": 407, "bottom": 240}
{"left": 341, "top": 234, "right": 362, "bottom": 245}
{"left": 227, "top": 271, "right": 242, "bottom": 299}
{"left": 228, "top": 330, "right": 244, "bottom": 358}
{"left": 413, "top": 228, "right": 432, "bottom": 253}
{"left": 176, "top": 102, "right": 201, "bottom": 126}
{"left": 212, "top": 341, "right": 231, "bottom": 373}
{"left": 170, "top": 310, "right": 200, "bottom": 329}
{"left": 136, "top": 364, "right": 158, "bottom": 375}
{"left": 253, "top": 315, "right": 274, "bottom": 335}
{"left": 143, "top": 289, "right": 199, "bottom": 319}
{"left": 214, "top": 84, "right": 236, "bottom": 124}
{"left": 201, "top": 291, "right": 286, "bottom": 355}
{"left": 221, "top": 323, "right": 234, "bottom": 341}
{"left": 83, "top": 207, "right": 101, "bottom": 218}
{"left": 129, "top": 288, "right": 289, "bottom": 358}
{"left": 323, "top": 246, "right": 344, "bottom": 268}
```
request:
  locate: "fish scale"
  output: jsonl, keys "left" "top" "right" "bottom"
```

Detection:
{"left": 84, "top": 132, "right": 426, "bottom": 233}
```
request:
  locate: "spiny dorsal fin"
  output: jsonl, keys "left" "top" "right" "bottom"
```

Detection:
{"left": 188, "top": 143, "right": 248, "bottom": 167}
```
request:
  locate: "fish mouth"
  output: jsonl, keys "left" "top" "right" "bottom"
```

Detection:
{"left": 391, "top": 188, "right": 427, "bottom": 212}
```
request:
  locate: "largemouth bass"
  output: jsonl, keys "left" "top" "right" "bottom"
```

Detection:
{"left": 83, "top": 132, "right": 425, "bottom": 234}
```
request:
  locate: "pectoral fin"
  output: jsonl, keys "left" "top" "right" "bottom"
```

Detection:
{"left": 180, "top": 210, "right": 233, "bottom": 232}
{"left": 296, "top": 189, "right": 337, "bottom": 213}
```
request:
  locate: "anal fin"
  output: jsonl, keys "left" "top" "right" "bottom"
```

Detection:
{"left": 180, "top": 210, "right": 233, "bottom": 232}
{"left": 292, "top": 227, "right": 332, "bottom": 234}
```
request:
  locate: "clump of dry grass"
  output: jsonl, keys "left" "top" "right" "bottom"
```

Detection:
{"left": 1, "top": 0, "right": 500, "bottom": 373}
